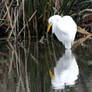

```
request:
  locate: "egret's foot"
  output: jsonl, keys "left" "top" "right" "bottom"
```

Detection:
{"left": 73, "top": 34, "right": 92, "bottom": 48}
{"left": 49, "top": 69, "right": 54, "bottom": 79}
{"left": 77, "top": 26, "right": 91, "bottom": 35}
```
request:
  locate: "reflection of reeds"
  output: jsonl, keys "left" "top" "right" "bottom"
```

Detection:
{"left": 6, "top": 41, "right": 31, "bottom": 92}
{"left": 5, "top": 40, "right": 51, "bottom": 92}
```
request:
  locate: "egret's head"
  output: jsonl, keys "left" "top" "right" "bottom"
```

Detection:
{"left": 48, "top": 15, "right": 61, "bottom": 24}
{"left": 47, "top": 15, "right": 62, "bottom": 32}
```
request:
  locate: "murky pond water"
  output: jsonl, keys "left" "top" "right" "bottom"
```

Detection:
{"left": 0, "top": 37, "right": 92, "bottom": 92}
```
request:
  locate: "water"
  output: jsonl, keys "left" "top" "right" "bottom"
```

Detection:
{"left": 0, "top": 38, "right": 92, "bottom": 92}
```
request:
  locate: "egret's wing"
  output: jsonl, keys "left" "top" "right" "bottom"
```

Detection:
{"left": 59, "top": 16, "right": 77, "bottom": 40}
{"left": 52, "top": 23, "right": 67, "bottom": 42}
{"left": 53, "top": 22, "right": 75, "bottom": 42}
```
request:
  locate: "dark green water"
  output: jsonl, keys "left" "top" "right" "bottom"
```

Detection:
{"left": 0, "top": 38, "right": 92, "bottom": 92}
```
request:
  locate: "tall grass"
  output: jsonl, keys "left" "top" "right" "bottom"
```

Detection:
{"left": 0, "top": 0, "right": 92, "bottom": 41}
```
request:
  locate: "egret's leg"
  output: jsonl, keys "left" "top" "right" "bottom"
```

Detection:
{"left": 72, "top": 34, "right": 92, "bottom": 48}
{"left": 64, "top": 41, "right": 72, "bottom": 49}
{"left": 77, "top": 26, "right": 91, "bottom": 35}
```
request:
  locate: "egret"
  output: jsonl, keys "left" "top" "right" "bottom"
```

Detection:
{"left": 47, "top": 15, "right": 77, "bottom": 49}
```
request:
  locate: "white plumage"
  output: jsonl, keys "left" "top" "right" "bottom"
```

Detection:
{"left": 48, "top": 15, "right": 77, "bottom": 49}
{"left": 51, "top": 49, "right": 79, "bottom": 89}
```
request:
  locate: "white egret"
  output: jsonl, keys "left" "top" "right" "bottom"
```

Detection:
{"left": 47, "top": 15, "right": 77, "bottom": 49}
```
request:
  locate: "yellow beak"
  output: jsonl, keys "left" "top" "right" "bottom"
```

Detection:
{"left": 47, "top": 24, "right": 51, "bottom": 32}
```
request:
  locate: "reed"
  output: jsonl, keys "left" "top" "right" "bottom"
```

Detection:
{"left": 0, "top": 0, "right": 92, "bottom": 41}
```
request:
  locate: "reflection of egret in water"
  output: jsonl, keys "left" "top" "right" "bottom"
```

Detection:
{"left": 51, "top": 49, "right": 79, "bottom": 89}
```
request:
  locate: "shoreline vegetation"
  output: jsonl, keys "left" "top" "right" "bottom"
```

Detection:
{"left": 0, "top": 0, "right": 92, "bottom": 42}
